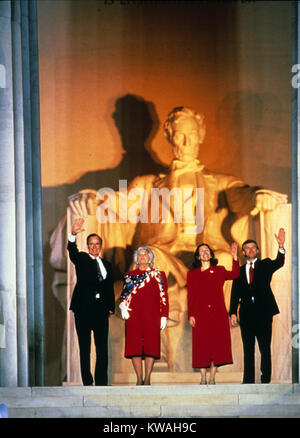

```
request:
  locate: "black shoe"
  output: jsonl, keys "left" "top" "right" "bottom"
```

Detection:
{"left": 261, "top": 379, "right": 270, "bottom": 384}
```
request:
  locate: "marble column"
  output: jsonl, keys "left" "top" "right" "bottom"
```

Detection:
{"left": 12, "top": 0, "right": 29, "bottom": 387}
{"left": 0, "top": 0, "right": 44, "bottom": 387}
{"left": 22, "top": 0, "right": 45, "bottom": 387}
{"left": 0, "top": 0, "right": 18, "bottom": 387}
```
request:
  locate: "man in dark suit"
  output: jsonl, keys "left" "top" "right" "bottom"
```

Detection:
{"left": 68, "top": 218, "right": 115, "bottom": 386}
{"left": 229, "top": 228, "right": 285, "bottom": 384}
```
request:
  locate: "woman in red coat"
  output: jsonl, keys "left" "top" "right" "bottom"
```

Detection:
{"left": 187, "top": 242, "right": 239, "bottom": 384}
{"left": 119, "top": 246, "right": 169, "bottom": 385}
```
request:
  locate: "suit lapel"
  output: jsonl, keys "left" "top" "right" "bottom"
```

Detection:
{"left": 251, "top": 259, "right": 261, "bottom": 283}
{"left": 241, "top": 264, "right": 248, "bottom": 284}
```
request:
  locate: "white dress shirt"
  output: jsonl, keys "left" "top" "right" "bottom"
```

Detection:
{"left": 245, "top": 258, "right": 257, "bottom": 284}
{"left": 245, "top": 248, "right": 285, "bottom": 284}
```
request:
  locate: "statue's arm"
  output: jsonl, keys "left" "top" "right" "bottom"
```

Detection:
{"left": 224, "top": 177, "right": 288, "bottom": 216}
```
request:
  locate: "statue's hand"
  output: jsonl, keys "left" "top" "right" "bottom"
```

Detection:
{"left": 153, "top": 172, "right": 173, "bottom": 189}
{"left": 68, "top": 189, "right": 98, "bottom": 217}
{"left": 251, "top": 189, "right": 288, "bottom": 216}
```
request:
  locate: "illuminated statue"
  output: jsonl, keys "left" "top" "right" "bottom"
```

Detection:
{"left": 51, "top": 106, "right": 288, "bottom": 377}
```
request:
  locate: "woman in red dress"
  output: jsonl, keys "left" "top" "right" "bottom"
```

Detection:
{"left": 119, "top": 246, "right": 169, "bottom": 385}
{"left": 187, "top": 242, "right": 239, "bottom": 384}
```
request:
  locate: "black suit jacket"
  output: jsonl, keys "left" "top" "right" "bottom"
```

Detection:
{"left": 67, "top": 240, "right": 115, "bottom": 316}
{"left": 229, "top": 251, "right": 285, "bottom": 325}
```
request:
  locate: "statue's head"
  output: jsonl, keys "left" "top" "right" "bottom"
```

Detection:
{"left": 164, "top": 106, "right": 206, "bottom": 162}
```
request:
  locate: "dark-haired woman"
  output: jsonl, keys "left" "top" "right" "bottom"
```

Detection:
{"left": 187, "top": 243, "right": 240, "bottom": 384}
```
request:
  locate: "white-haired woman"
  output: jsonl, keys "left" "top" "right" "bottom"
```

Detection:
{"left": 119, "top": 246, "right": 169, "bottom": 385}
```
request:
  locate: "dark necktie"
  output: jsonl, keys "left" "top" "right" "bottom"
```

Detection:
{"left": 95, "top": 258, "right": 103, "bottom": 284}
{"left": 249, "top": 262, "right": 254, "bottom": 285}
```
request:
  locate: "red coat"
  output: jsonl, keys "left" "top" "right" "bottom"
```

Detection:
{"left": 187, "top": 260, "right": 240, "bottom": 368}
{"left": 121, "top": 268, "right": 169, "bottom": 359}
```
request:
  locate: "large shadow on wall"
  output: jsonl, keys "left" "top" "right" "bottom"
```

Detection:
{"left": 112, "top": 94, "right": 167, "bottom": 180}
{"left": 214, "top": 90, "right": 290, "bottom": 195}
{"left": 43, "top": 95, "right": 167, "bottom": 384}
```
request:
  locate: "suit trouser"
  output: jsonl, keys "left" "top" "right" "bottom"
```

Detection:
{"left": 74, "top": 311, "right": 109, "bottom": 386}
{"left": 240, "top": 317, "right": 273, "bottom": 383}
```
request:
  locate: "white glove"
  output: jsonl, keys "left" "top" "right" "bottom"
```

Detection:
{"left": 160, "top": 316, "right": 167, "bottom": 330}
{"left": 119, "top": 301, "right": 130, "bottom": 320}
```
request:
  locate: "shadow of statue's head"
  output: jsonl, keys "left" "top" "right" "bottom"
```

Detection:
{"left": 216, "top": 91, "right": 264, "bottom": 146}
{"left": 112, "top": 94, "right": 160, "bottom": 155}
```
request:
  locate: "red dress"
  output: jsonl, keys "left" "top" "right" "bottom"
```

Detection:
{"left": 120, "top": 268, "right": 169, "bottom": 359}
{"left": 187, "top": 260, "right": 240, "bottom": 368}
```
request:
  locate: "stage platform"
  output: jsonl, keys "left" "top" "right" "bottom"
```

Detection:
{"left": 1, "top": 382, "right": 300, "bottom": 418}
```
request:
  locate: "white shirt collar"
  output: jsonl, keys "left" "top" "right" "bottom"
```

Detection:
{"left": 89, "top": 254, "right": 99, "bottom": 260}
{"left": 246, "top": 258, "right": 258, "bottom": 265}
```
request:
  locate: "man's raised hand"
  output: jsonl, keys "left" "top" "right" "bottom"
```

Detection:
{"left": 71, "top": 218, "right": 85, "bottom": 236}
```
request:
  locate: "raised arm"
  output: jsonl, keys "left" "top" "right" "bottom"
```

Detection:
{"left": 274, "top": 227, "right": 285, "bottom": 249}
{"left": 71, "top": 217, "right": 85, "bottom": 236}
{"left": 224, "top": 242, "right": 240, "bottom": 280}
{"left": 67, "top": 218, "right": 85, "bottom": 264}
{"left": 230, "top": 242, "right": 238, "bottom": 261}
